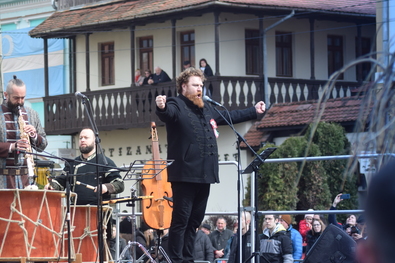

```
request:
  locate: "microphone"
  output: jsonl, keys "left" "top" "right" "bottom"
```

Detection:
{"left": 203, "top": 95, "right": 223, "bottom": 107}
{"left": 75, "top": 91, "right": 88, "bottom": 99}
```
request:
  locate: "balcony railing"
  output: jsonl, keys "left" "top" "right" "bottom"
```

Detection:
{"left": 43, "top": 76, "right": 360, "bottom": 135}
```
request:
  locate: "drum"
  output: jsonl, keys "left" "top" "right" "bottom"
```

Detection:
{"left": 0, "top": 189, "right": 71, "bottom": 261}
{"left": 65, "top": 205, "right": 113, "bottom": 262}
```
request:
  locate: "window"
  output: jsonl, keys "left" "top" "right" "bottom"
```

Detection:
{"left": 139, "top": 36, "right": 153, "bottom": 72}
{"left": 275, "top": 31, "right": 293, "bottom": 77}
{"left": 328, "top": 35, "right": 344, "bottom": 79}
{"left": 245, "top": 29, "right": 260, "bottom": 75}
{"left": 355, "top": 37, "right": 372, "bottom": 81}
{"left": 100, "top": 42, "right": 114, "bottom": 86}
{"left": 180, "top": 31, "right": 195, "bottom": 71}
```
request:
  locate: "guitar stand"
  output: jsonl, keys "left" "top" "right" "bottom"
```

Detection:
{"left": 152, "top": 229, "right": 171, "bottom": 263}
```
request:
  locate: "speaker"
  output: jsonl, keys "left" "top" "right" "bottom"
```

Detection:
{"left": 304, "top": 224, "right": 356, "bottom": 263}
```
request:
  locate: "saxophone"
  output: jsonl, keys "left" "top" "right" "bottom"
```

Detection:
{"left": 17, "top": 106, "right": 35, "bottom": 178}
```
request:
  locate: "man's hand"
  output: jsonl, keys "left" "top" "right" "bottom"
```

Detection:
{"left": 15, "top": 138, "right": 30, "bottom": 152}
{"left": 255, "top": 101, "right": 266, "bottom": 114}
{"left": 44, "top": 183, "right": 54, "bottom": 190}
{"left": 94, "top": 184, "right": 108, "bottom": 194}
{"left": 214, "top": 249, "right": 224, "bottom": 258}
{"left": 333, "top": 193, "right": 343, "bottom": 207}
{"left": 156, "top": 95, "right": 167, "bottom": 110}
{"left": 24, "top": 124, "right": 37, "bottom": 138}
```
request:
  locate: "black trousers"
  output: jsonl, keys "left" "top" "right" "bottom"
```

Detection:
{"left": 168, "top": 182, "right": 211, "bottom": 263}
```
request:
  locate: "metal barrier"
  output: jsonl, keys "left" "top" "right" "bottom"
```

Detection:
{"left": 110, "top": 154, "right": 390, "bottom": 262}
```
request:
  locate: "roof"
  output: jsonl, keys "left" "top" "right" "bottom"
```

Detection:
{"left": 241, "top": 96, "right": 371, "bottom": 148}
{"left": 29, "top": 0, "right": 375, "bottom": 38}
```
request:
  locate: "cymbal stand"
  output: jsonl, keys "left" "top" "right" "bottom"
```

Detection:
{"left": 118, "top": 187, "right": 155, "bottom": 263}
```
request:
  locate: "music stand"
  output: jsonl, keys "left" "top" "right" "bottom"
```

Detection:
{"left": 242, "top": 147, "right": 277, "bottom": 174}
{"left": 242, "top": 147, "right": 276, "bottom": 263}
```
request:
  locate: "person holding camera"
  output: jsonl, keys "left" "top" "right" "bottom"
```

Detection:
{"left": 328, "top": 193, "right": 358, "bottom": 233}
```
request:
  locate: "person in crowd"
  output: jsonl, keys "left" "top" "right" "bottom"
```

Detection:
{"left": 120, "top": 210, "right": 133, "bottom": 240}
{"left": 148, "top": 66, "right": 171, "bottom": 84}
{"left": 228, "top": 211, "right": 252, "bottom": 263}
{"left": 279, "top": 214, "right": 303, "bottom": 260}
{"left": 313, "top": 214, "right": 327, "bottom": 225}
{"left": 142, "top": 69, "right": 154, "bottom": 85}
{"left": 194, "top": 227, "right": 215, "bottom": 262}
{"left": 46, "top": 128, "right": 124, "bottom": 205}
{"left": 0, "top": 75, "right": 48, "bottom": 189}
{"left": 259, "top": 214, "right": 293, "bottom": 263}
{"left": 199, "top": 58, "right": 214, "bottom": 78}
{"left": 351, "top": 215, "right": 366, "bottom": 241}
{"left": 155, "top": 67, "right": 266, "bottom": 263}
{"left": 109, "top": 225, "right": 131, "bottom": 261}
{"left": 328, "top": 193, "right": 357, "bottom": 231}
{"left": 200, "top": 224, "right": 212, "bottom": 235}
{"left": 209, "top": 217, "right": 234, "bottom": 259}
{"left": 299, "top": 209, "right": 314, "bottom": 243}
{"left": 183, "top": 60, "right": 192, "bottom": 69}
{"left": 356, "top": 160, "right": 395, "bottom": 263}
{"left": 135, "top": 68, "right": 145, "bottom": 86}
{"left": 305, "top": 218, "right": 326, "bottom": 254}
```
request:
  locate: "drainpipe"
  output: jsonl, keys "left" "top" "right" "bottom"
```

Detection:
{"left": 263, "top": 10, "right": 294, "bottom": 107}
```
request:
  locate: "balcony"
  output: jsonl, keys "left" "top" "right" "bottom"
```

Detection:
{"left": 43, "top": 76, "right": 360, "bottom": 135}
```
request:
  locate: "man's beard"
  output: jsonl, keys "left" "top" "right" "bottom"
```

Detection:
{"left": 80, "top": 143, "right": 94, "bottom": 154}
{"left": 185, "top": 93, "right": 204, "bottom": 108}
{"left": 7, "top": 100, "right": 23, "bottom": 115}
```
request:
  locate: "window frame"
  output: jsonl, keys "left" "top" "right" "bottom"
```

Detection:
{"left": 275, "top": 31, "right": 293, "bottom": 77}
{"left": 100, "top": 42, "right": 115, "bottom": 86}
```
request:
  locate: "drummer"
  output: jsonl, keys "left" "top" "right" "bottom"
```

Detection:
{"left": 45, "top": 128, "right": 124, "bottom": 205}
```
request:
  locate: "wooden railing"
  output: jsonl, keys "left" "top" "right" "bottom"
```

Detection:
{"left": 43, "top": 76, "right": 360, "bottom": 135}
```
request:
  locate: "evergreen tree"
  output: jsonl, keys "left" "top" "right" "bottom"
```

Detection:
{"left": 244, "top": 122, "right": 356, "bottom": 218}
{"left": 305, "top": 122, "right": 358, "bottom": 222}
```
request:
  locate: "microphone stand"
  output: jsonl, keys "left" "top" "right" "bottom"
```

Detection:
{"left": 79, "top": 95, "right": 107, "bottom": 263}
{"left": 212, "top": 106, "right": 270, "bottom": 263}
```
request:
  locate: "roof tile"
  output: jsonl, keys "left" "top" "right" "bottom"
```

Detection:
{"left": 241, "top": 96, "right": 371, "bottom": 148}
{"left": 29, "top": 0, "right": 375, "bottom": 37}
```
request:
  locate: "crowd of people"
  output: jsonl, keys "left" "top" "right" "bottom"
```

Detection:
{"left": 133, "top": 58, "right": 214, "bottom": 87}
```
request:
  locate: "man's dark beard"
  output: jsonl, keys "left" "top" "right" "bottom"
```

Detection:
{"left": 7, "top": 100, "right": 23, "bottom": 115}
{"left": 80, "top": 144, "right": 94, "bottom": 154}
{"left": 186, "top": 94, "right": 204, "bottom": 108}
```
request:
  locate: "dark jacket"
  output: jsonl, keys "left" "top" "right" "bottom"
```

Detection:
{"left": 202, "top": 64, "right": 214, "bottom": 77}
{"left": 228, "top": 228, "right": 252, "bottom": 263}
{"left": 305, "top": 230, "right": 322, "bottom": 254}
{"left": 194, "top": 230, "right": 215, "bottom": 262}
{"left": 209, "top": 228, "right": 234, "bottom": 251}
{"left": 50, "top": 153, "right": 124, "bottom": 205}
{"left": 109, "top": 237, "right": 131, "bottom": 261}
{"left": 151, "top": 70, "right": 171, "bottom": 84}
{"left": 142, "top": 74, "right": 153, "bottom": 85}
{"left": 156, "top": 94, "right": 257, "bottom": 184}
{"left": 259, "top": 224, "right": 293, "bottom": 263}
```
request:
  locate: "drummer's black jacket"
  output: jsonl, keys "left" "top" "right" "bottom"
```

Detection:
{"left": 51, "top": 153, "right": 124, "bottom": 205}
